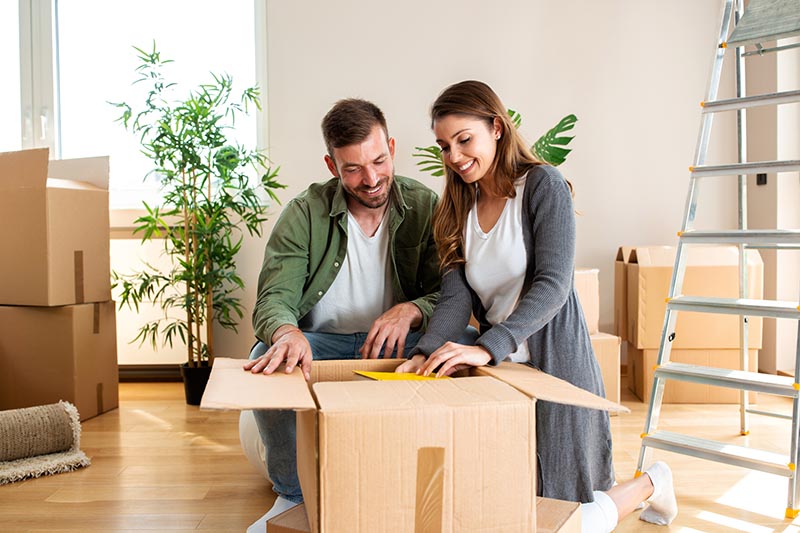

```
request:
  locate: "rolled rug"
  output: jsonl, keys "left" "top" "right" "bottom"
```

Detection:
{"left": 0, "top": 401, "right": 90, "bottom": 484}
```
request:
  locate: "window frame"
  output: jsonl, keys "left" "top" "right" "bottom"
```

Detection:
{"left": 16, "top": 0, "right": 269, "bottom": 223}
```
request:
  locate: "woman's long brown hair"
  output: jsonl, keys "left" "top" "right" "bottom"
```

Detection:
{"left": 431, "top": 80, "right": 542, "bottom": 272}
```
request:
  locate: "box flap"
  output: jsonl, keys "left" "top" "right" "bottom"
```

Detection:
{"left": 48, "top": 155, "right": 110, "bottom": 189}
{"left": 475, "top": 363, "right": 629, "bottom": 413}
{"left": 615, "top": 246, "right": 634, "bottom": 263}
{"left": 314, "top": 376, "right": 527, "bottom": 411}
{"left": 0, "top": 148, "right": 49, "bottom": 189}
{"left": 628, "top": 246, "right": 674, "bottom": 266}
{"left": 200, "top": 357, "right": 315, "bottom": 410}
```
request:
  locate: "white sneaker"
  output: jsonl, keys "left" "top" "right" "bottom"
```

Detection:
{"left": 246, "top": 496, "right": 300, "bottom": 533}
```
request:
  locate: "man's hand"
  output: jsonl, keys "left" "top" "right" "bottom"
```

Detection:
{"left": 417, "top": 342, "right": 492, "bottom": 378}
{"left": 360, "top": 302, "right": 422, "bottom": 359}
{"left": 242, "top": 325, "right": 313, "bottom": 380}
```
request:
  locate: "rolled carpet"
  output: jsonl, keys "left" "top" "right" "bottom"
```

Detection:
{"left": 0, "top": 401, "right": 90, "bottom": 484}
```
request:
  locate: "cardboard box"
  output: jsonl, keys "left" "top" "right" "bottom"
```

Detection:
{"left": 628, "top": 344, "right": 758, "bottom": 403}
{"left": 267, "top": 497, "right": 580, "bottom": 533}
{"left": 202, "top": 358, "right": 624, "bottom": 533}
{"left": 626, "top": 246, "right": 763, "bottom": 350}
{"left": 614, "top": 246, "right": 634, "bottom": 341}
{"left": 574, "top": 268, "right": 599, "bottom": 334}
{"left": 0, "top": 301, "right": 119, "bottom": 420}
{"left": 0, "top": 148, "right": 111, "bottom": 306}
{"left": 591, "top": 332, "right": 621, "bottom": 407}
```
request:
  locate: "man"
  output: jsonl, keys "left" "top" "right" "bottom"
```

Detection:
{"left": 243, "top": 98, "right": 440, "bottom": 531}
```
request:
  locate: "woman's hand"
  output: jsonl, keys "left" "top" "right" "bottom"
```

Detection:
{"left": 395, "top": 354, "right": 427, "bottom": 374}
{"left": 418, "top": 342, "right": 492, "bottom": 378}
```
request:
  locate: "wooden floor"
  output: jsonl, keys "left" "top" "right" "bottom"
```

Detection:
{"left": 3, "top": 377, "right": 800, "bottom": 532}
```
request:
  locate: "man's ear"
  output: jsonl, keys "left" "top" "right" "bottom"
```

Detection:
{"left": 324, "top": 154, "right": 338, "bottom": 177}
{"left": 388, "top": 137, "right": 396, "bottom": 159}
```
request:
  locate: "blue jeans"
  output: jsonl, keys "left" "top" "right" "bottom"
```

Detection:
{"left": 249, "top": 329, "right": 425, "bottom": 503}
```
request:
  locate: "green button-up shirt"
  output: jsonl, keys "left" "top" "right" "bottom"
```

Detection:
{"left": 252, "top": 175, "right": 440, "bottom": 345}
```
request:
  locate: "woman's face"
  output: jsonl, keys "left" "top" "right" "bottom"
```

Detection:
{"left": 434, "top": 114, "right": 501, "bottom": 185}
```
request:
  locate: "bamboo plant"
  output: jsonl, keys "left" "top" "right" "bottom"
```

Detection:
{"left": 111, "top": 44, "right": 284, "bottom": 368}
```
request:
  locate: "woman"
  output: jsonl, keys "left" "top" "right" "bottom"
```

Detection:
{"left": 397, "top": 80, "right": 676, "bottom": 531}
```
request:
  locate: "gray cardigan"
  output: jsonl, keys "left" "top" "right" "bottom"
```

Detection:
{"left": 413, "top": 165, "right": 614, "bottom": 503}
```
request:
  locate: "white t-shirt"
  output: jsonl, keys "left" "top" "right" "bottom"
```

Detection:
{"left": 300, "top": 210, "right": 395, "bottom": 334}
{"left": 464, "top": 180, "right": 530, "bottom": 363}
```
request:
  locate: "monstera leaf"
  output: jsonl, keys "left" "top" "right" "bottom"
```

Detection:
{"left": 531, "top": 114, "right": 577, "bottom": 167}
{"left": 414, "top": 110, "right": 577, "bottom": 175}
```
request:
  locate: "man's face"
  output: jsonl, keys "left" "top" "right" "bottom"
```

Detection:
{"left": 325, "top": 125, "right": 395, "bottom": 210}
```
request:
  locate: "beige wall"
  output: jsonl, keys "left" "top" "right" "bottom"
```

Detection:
{"left": 128, "top": 1, "right": 756, "bottom": 362}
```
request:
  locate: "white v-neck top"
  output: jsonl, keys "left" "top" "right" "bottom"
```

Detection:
{"left": 464, "top": 179, "right": 530, "bottom": 362}
{"left": 300, "top": 210, "right": 394, "bottom": 333}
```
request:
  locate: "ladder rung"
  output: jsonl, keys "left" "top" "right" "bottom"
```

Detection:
{"left": 746, "top": 408, "right": 793, "bottom": 420}
{"left": 680, "top": 229, "right": 800, "bottom": 246}
{"left": 668, "top": 296, "right": 800, "bottom": 319}
{"left": 702, "top": 90, "right": 800, "bottom": 113}
{"left": 655, "top": 362, "right": 799, "bottom": 397}
{"left": 642, "top": 430, "right": 793, "bottom": 477}
{"left": 691, "top": 160, "right": 800, "bottom": 178}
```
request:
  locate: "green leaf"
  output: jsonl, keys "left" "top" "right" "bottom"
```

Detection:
{"left": 507, "top": 108, "right": 522, "bottom": 129}
{"left": 531, "top": 114, "right": 578, "bottom": 167}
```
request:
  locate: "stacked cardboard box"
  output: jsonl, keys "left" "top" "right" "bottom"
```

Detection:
{"left": 0, "top": 148, "right": 118, "bottom": 420}
{"left": 576, "top": 268, "right": 621, "bottom": 407}
{"left": 615, "top": 245, "right": 763, "bottom": 403}
{"left": 202, "top": 358, "right": 624, "bottom": 532}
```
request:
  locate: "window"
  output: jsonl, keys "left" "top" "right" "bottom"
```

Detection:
{"left": 1, "top": 1, "right": 22, "bottom": 152}
{"left": 13, "top": 0, "right": 264, "bottom": 209}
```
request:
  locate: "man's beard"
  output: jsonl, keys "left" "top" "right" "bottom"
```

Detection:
{"left": 345, "top": 175, "right": 392, "bottom": 209}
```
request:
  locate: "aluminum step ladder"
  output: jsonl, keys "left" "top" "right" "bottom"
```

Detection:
{"left": 636, "top": 0, "right": 800, "bottom": 518}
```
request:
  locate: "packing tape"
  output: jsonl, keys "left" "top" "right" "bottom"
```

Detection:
{"left": 415, "top": 447, "right": 444, "bottom": 533}
{"left": 96, "top": 383, "right": 104, "bottom": 414}
{"left": 92, "top": 303, "right": 100, "bottom": 334}
{"left": 74, "top": 250, "right": 84, "bottom": 303}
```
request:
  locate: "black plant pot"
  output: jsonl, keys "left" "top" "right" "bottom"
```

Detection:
{"left": 180, "top": 361, "right": 212, "bottom": 406}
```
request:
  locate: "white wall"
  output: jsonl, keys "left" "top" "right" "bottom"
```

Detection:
{"left": 213, "top": 0, "right": 741, "bottom": 360}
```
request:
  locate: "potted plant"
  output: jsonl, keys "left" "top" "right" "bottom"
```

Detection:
{"left": 111, "top": 44, "right": 284, "bottom": 405}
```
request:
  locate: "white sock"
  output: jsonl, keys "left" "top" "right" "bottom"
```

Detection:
{"left": 640, "top": 461, "right": 678, "bottom": 526}
{"left": 246, "top": 496, "right": 300, "bottom": 533}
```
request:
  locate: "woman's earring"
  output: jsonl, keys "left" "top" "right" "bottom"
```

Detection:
{"left": 496, "top": 134, "right": 501, "bottom": 140}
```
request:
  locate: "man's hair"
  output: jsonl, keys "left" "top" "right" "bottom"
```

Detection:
{"left": 321, "top": 98, "right": 389, "bottom": 157}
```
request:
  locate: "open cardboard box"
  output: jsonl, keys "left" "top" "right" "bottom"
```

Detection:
{"left": 202, "top": 358, "right": 626, "bottom": 532}
{"left": 0, "top": 148, "right": 110, "bottom": 306}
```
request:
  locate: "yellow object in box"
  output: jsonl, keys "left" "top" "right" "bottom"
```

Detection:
{"left": 353, "top": 370, "right": 449, "bottom": 381}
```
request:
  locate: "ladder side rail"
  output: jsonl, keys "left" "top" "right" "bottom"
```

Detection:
{"left": 691, "top": 0, "right": 735, "bottom": 171}
{"left": 790, "top": 319, "right": 800, "bottom": 517}
{"left": 734, "top": 0, "right": 751, "bottom": 436}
